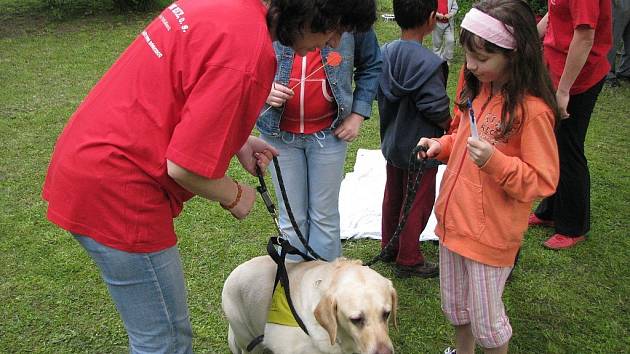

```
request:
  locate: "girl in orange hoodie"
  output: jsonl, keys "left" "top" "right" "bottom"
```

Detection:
{"left": 418, "top": 1, "right": 560, "bottom": 353}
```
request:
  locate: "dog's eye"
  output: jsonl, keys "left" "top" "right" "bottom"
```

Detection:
{"left": 382, "top": 311, "right": 391, "bottom": 321}
{"left": 350, "top": 316, "right": 365, "bottom": 327}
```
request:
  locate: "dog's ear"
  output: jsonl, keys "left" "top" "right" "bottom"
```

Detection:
{"left": 391, "top": 287, "right": 398, "bottom": 330}
{"left": 314, "top": 294, "right": 338, "bottom": 345}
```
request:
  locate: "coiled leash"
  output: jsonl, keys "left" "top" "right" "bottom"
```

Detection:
{"left": 364, "top": 145, "right": 429, "bottom": 267}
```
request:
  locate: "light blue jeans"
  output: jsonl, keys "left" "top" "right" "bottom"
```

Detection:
{"left": 74, "top": 235, "right": 193, "bottom": 354}
{"left": 261, "top": 130, "right": 347, "bottom": 261}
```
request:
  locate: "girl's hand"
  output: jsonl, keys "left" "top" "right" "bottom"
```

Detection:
{"left": 333, "top": 113, "right": 364, "bottom": 142}
{"left": 467, "top": 137, "right": 493, "bottom": 166}
{"left": 417, "top": 138, "right": 442, "bottom": 159}
{"left": 228, "top": 183, "right": 256, "bottom": 220}
{"left": 266, "top": 82, "right": 294, "bottom": 107}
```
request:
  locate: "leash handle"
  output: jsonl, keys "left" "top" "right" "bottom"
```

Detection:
{"left": 256, "top": 165, "right": 276, "bottom": 215}
{"left": 410, "top": 145, "right": 428, "bottom": 170}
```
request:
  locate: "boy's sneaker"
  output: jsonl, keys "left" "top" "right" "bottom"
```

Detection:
{"left": 528, "top": 213, "right": 554, "bottom": 227}
{"left": 543, "top": 233, "right": 585, "bottom": 250}
{"left": 395, "top": 261, "right": 438, "bottom": 278}
{"left": 443, "top": 347, "right": 456, "bottom": 354}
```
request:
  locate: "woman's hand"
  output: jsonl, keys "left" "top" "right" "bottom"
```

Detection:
{"left": 236, "top": 136, "right": 279, "bottom": 176}
{"left": 467, "top": 137, "right": 493, "bottom": 166}
{"left": 556, "top": 89, "right": 571, "bottom": 119}
{"left": 266, "top": 82, "right": 294, "bottom": 107}
{"left": 333, "top": 113, "right": 364, "bottom": 142}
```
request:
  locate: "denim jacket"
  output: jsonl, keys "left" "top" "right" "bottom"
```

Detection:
{"left": 256, "top": 30, "right": 382, "bottom": 136}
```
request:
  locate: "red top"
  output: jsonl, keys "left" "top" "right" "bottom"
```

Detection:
{"left": 543, "top": 0, "right": 612, "bottom": 94}
{"left": 280, "top": 49, "right": 336, "bottom": 134}
{"left": 42, "top": 0, "right": 276, "bottom": 252}
{"left": 437, "top": 0, "right": 450, "bottom": 23}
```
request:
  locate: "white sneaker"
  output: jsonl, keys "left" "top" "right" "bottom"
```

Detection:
{"left": 443, "top": 347, "right": 456, "bottom": 354}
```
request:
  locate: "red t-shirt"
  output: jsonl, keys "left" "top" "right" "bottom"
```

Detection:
{"left": 42, "top": 0, "right": 276, "bottom": 252}
{"left": 437, "top": 0, "right": 450, "bottom": 23}
{"left": 280, "top": 49, "right": 336, "bottom": 134}
{"left": 543, "top": 0, "right": 611, "bottom": 94}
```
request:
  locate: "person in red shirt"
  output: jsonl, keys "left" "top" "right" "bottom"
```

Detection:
{"left": 531, "top": 0, "right": 612, "bottom": 250}
{"left": 41, "top": 0, "right": 377, "bottom": 352}
{"left": 257, "top": 30, "right": 382, "bottom": 262}
{"left": 432, "top": 0, "right": 459, "bottom": 66}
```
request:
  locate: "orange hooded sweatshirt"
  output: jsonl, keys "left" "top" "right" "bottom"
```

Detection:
{"left": 434, "top": 84, "right": 559, "bottom": 267}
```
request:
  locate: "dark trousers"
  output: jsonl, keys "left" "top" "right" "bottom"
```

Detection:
{"left": 381, "top": 164, "right": 437, "bottom": 266}
{"left": 535, "top": 78, "right": 605, "bottom": 237}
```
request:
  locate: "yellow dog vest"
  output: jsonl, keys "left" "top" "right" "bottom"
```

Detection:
{"left": 267, "top": 283, "right": 300, "bottom": 327}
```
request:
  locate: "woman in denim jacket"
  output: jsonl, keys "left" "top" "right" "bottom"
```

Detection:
{"left": 256, "top": 30, "right": 382, "bottom": 261}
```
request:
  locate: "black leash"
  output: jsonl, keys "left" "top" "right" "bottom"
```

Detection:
{"left": 247, "top": 147, "right": 429, "bottom": 350}
{"left": 246, "top": 159, "right": 324, "bottom": 351}
{"left": 364, "top": 145, "right": 429, "bottom": 267}
{"left": 256, "top": 157, "right": 325, "bottom": 261}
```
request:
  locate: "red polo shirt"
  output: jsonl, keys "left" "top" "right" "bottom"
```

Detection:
{"left": 42, "top": 0, "right": 276, "bottom": 252}
{"left": 543, "top": 0, "right": 612, "bottom": 94}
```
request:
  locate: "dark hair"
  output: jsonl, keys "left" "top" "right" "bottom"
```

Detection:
{"left": 393, "top": 0, "right": 437, "bottom": 30}
{"left": 267, "top": 0, "right": 377, "bottom": 47}
{"left": 457, "top": 0, "right": 560, "bottom": 138}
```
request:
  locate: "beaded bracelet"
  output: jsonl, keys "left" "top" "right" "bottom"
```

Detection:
{"left": 221, "top": 181, "right": 242, "bottom": 210}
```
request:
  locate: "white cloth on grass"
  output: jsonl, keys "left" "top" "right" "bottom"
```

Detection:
{"left": 339, "top": 149, "right": 444, "bottom": 241}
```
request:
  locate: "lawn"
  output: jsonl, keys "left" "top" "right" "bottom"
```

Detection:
{"left": 1, "top": 1, "right": 629, "bottom": 353}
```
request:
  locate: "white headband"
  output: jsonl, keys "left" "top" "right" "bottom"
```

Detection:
{"left": 460, "top": 8, "right": 516, "bottom": 49}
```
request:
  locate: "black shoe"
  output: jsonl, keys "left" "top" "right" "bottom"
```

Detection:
{"left": 395, "top": 261, "right": 438, "bottom": 278}
{"left": 606, "top": 77, "right": 620, "bottom": 87}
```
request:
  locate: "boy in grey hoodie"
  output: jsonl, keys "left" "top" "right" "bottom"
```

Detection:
{"left": 377, "top": 0, "right": 451, "bottom": 278}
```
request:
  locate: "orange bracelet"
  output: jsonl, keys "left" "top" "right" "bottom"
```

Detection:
{"left": 221, "top": 181, "right": 242, "bottom": 210}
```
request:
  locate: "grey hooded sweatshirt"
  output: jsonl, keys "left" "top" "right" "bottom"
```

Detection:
{"left": 377, "top": 40, "right": 451, "bottom": 169}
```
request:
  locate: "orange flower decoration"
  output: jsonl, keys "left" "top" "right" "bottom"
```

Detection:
{"left": 326, "top": 51, "right": 342, "bottom": 67}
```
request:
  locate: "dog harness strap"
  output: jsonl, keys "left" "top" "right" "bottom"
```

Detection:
{"left": 246, "top": 335, "right": 264, "bottom": 352}
{"left": 266, "top": 237, "right": 311, "bottom": 335}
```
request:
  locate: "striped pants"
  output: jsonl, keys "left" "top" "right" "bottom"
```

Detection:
{"left": 439, "top": 244, "right": 513, "bottom": 348}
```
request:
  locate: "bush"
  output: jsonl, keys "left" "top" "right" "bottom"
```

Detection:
{"left": 527, "top": 0, "right": 547, "bottom": 16}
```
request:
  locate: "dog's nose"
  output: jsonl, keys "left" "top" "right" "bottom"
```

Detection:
{"left": 373, "top": 343, "right": 393, "bottom": 354}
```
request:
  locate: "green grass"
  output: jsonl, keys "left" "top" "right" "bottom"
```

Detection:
{"left": 1, "top": 1, "right": 629, "bottom": 353}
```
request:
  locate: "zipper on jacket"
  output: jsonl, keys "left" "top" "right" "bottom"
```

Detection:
{"left": 440, "top": 89, "right": 494, "bottom": 242}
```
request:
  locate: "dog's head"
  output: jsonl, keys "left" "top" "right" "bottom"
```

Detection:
{"left": 314, "top": 260, "right": 397, "bottom": 354}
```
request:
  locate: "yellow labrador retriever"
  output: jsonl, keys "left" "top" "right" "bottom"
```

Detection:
{"left": 222, "top": 256, "right": 397, "bottom": 354}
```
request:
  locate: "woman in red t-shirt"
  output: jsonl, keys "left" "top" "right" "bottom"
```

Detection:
{"left": 530, "top": 0, "right": 612, "bottom": 250}
{"left": 41, "top": 0, "right": 377, "bottom": 351}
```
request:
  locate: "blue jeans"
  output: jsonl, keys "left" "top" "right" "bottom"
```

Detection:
{"left": 74, "top": 235, "right": 193, "bottom": 354}
{"left": 261, "top": 130, "right": 347, "bottom": 261}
